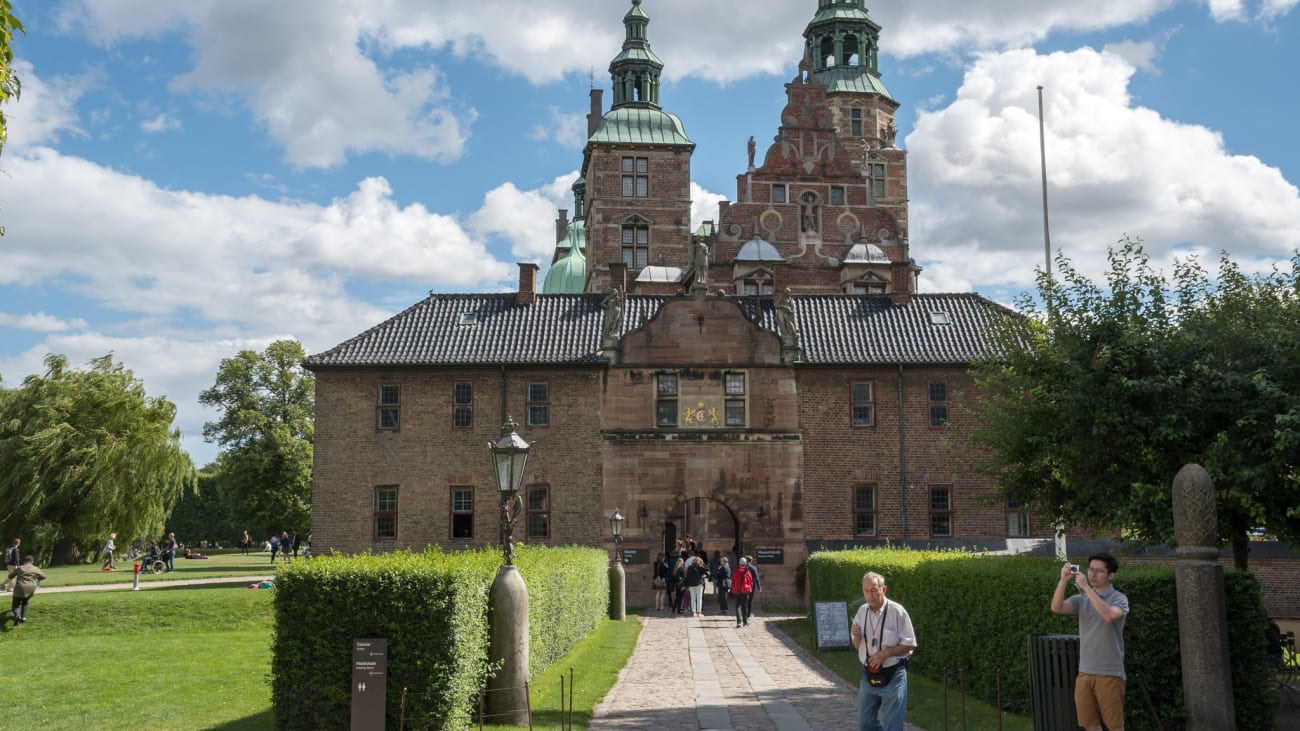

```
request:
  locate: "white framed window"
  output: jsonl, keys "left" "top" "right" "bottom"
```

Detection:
{"left": 772, "top": 184, "right": 787, "bottom": 204}
{"left": 451, "top": 487, "right": 474, "bottom": 539}
{"left": 527, "top": 382, "right": 549, "bottom": 427}
{"left": 377, "top": 384, "right": 400, "bottom": 431}
{"left": 622, "top": 156, "right": 649, "bottom": 198}
{"left": 622, "top": 224, "right": 649, "bottom": 270}
{"left": 656, "top": 374, "right": 678, "bottom": 427}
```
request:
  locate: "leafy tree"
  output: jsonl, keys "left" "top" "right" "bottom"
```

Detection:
{"left": 164, "top": 465, "right": 242, "bottom": 547}
{"left": 0, "top": 354, "right": 195, "bottom": 565}
{"left": 970, "top": 239, "right": 1300, "bottom": 568}
{"left": 199, "top": 339, "right": 314, "bottom": 537}
{"left": 0, "top": 0, "right": 22, "bottom": 159}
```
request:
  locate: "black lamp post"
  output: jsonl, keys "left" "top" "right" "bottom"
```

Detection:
{"left": 486, "top": 416, "right": 531, "bottom": 725}
{"left": 608, "top": 508, "right": 626, "bottom": 621}
{"left": 488, "top": 416, "right": 531, "bottom": 565}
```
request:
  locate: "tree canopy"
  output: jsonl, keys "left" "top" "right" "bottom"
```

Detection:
{"left": 0, "top": 0, "right": 23, "bottom": 159}
{"left": 199, "top": 339, "right": 314, "bottom": 537}
{"left": 0, "top": 354, "right": 195, "bottom": 564}
{"left": 970, "top": 240, "right": 1300, "bottom": 567}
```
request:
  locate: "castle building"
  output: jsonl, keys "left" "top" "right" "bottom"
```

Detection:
{"left": 304, "top": 0, "right": 1053, "bottom": 605}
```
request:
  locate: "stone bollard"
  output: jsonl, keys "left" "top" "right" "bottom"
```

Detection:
{"left": 487, "top": 563, "right": 530, "bottom": 726}
{"left": 609, "top": 558, "right": 626, "bottom": 620}
{"left": 1171, "top": 463, "right": 1236, "bottom": 730}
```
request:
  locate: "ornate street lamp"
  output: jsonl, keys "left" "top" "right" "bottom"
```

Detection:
{"left": 486, "top": 416, "right": 531, "bottom": 725}
{"left": 608, "top": 508, "right": 626, "bottom": 621}
{"left": 488, "top": 416, "right": 531, "bottom": 564}
{"left": 609, "top": 509, "right": 625, "bottom": 553}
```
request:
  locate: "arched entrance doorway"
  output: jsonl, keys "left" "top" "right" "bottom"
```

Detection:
{"left": 662, "top": 496, "right": 742, "bottom": 562}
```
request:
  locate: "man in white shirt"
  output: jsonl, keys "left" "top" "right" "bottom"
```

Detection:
{"left": 850, "top": 571, "right": 917, "bottom": 731}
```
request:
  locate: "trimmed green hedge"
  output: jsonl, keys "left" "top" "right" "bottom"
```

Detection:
{"left": 808, "top": 548, "right": 1276, "bottom": 731}
{"left": 271, "top": 545, "right": 609, "bottom": 731}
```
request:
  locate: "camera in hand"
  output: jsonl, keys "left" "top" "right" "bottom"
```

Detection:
{"left": 1069, "top": 564, "right": 1080, "bottom": 574}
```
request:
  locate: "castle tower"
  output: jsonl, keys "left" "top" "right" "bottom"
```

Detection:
{"left": 581, "top": 0, "right": 695, "bottom": 293}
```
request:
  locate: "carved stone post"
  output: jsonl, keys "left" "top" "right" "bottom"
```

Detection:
{"left": 1171, "top": 463, "right": 1235, "bottom": 730}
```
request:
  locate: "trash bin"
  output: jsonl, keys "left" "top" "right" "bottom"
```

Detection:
{"left": 1028, "top": 633, "right": 1080, "bottom": 731}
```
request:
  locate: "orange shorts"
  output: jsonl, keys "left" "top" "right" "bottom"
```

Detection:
{"left": 1075, "top": 672, "right": 1125, "bottom": 729}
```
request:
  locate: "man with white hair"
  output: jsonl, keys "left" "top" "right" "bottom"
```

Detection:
{"left": 850, "top": 571, "right": 917, "bottom": 731}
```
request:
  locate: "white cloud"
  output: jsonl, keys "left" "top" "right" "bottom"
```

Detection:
{"left": 907, "top": 47, "right": 1300, "bottom": 292}
{"left": 468, "top": 173, "right": 577, "bottom": 263}
{"left": 4, "top": 61, "right": 95, "bottom": 149}
{"left": 140, "top": 113, "right": 181, "bottom": 133}
{"left": 530, "top": 106, "right": 588, "bottom": 149}
{"left": 1101, "top": 40, "right": 1161, "bottom": 72}
{"left": 0, "top": 311, "right": 89, "bottom": 332}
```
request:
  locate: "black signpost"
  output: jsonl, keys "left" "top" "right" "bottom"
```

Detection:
{"left": 814, "top": 600, "right": 852, "bottom": 650}
{"left": 756, "top": 547, "right": 784, "bottom": 564}
{"left": 351, "top": 638, "right": 388, "bottom": 731}
{"left": 621, "top": 547, "right": 649, "bottom": 565}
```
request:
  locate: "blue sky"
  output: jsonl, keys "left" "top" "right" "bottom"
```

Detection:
{"left": 2, "top": 0, "right": 1298, "bottom": 467}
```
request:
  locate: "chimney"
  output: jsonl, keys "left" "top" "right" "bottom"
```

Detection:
{"left": 517, "top": 263, "right": 539, "bottom": 306}
{"left": 609, "top": 262, "right": 628, "bottom": 294}
{"left": 587, "top": 88, "right": 604, "bottom": 138}
{"left": 555, "top": 208, "right": 569, "bottom": 245}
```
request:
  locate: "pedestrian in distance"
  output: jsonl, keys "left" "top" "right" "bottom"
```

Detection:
{"left": 269, "top": 534, "right": 280, "bottom": 563}
{"left": 162, "top": 532, "right": 178, "bottom": 572}
{"left": 2, "top": 537, "right": 20, "bottom": 592}
{"left": 101, "top": 532, "right": 117, "bottom": 571}
{"left": 10, "top": 555, "right": 47, "bottom": 624}
{"left": 240, "top": 530, "right": 251, "bottom": 556}
{"left": 290, "top": 530, "right": 301, "bottom": 559}
{"left": 652, "top": 553, "right": 668, "bottom": 611}
{"left": 714, "top": 556, "right": 731, "bottom": 614}
{"left": 851, "top": 571, "right": 917, "bottom": 731}
{"left": 729, "top": 557, "right": 756, "bottom": 627}
{"left": 279, "top": 531, "right": 292, "bottom": 563}
{"left": 1051, "top": 553, "right": 1130, "bottom": 731}
{"left": 742, "top": 554, "right": 762, "bottom": 620}
{"left": 685, "top": 555, "right": 709, "bottom": 618}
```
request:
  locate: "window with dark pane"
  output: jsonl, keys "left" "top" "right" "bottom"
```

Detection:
{"left": 773, "top": 184, "right": 787, "bottom": 204}
{"left": 851, "top": 381, "right": 875, "bottom": 427}
{"left": 374, "top": 486, "right": 398, "bottom": 540}
{"left": 930, "top": 487, "right": 952, "bottom": 537}
{"left": 621, "top": 224, "right": 649, "bottom": 270}
{"left": 830, "top": 186, "right": 845, "bottom": 205}
{"left": 928, "top": 381, "right": 948, "bottom": 427}
{"left": 527, "top": 382, "right": 549, "bottom": 427}
{"left": 450, "top": 487, "right": 474, "bottom": 539}
{"left": 377, "top": 384, "right": 400, "bottom": 431}
{"left": 453, "top": 382, "right": 473, "bottom": 428}
{"left": 527, "top": 486, "right": 549, "bottom": 539}
{"left": 854, "top": 485, "right": 876, "bottom": 536}
{"left": 1007, "top": 497, "right": 1029, "bottom": 537}
{"left": 851, "top": 108, "right": 863, "bottom": 137}
{"left": 656, "top": 374, "right": 678, "bottom": 427}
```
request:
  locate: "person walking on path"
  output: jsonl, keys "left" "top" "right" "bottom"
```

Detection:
{"left": 684, "top": 555, "right": 709, "bottom": 618}
{"left": 743, "top": 554, "right": 762, "bottom": 618}
{"left": 162, "top": 532, "right": 178, "bottom": 572}
{"left": 10, "top": 555, "right": 47, "bottom": 624}
{"left": 851, "top": 571, "right": 917, "bottom": 731}
{"left": 730, "top": 557, "right": 756, "bottom": 627}
{"left": 2, "top": 537, "right": 20, "bottom": 592}
{"left": 714, "top": 556, "right": 731, "bottom": 614}
{"left": 101, "top": 533, "right": 117, "bottom": 571}
{"left": 269, "top": 534, "right": 280, "bottom": 563}
{"left": 1051, "top": 553, "right": 1129, "bottom": 731}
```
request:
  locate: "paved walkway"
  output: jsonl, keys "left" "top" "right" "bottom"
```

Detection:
{"left": 590, "top": 610, "right": 923, "bottom": 731}
{"left": 34, "top": 575, "right": 274, "bottom": 594}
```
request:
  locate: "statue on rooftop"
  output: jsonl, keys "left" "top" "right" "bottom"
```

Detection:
{"left": 747, "top": 136, "right": 757, "bottom": 168}
{"left": 602, "top": 286, "right": 624, "bottom": 341}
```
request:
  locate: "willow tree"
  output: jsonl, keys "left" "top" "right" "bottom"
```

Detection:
{"left": 969, "top": 240, "right": 1300, "bottom": 568}
{"left": 0, "top": 354, "right": 195, "bottom": 564}
{"left": 0, "top": 0, "right": 22, "bottom": 159}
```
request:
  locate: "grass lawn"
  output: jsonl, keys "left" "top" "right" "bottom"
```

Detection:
{"left": 9, "top": 584, "right": 643, "bottom": 731}
{"left": 773, "top": 617, "right": 1034, "bottom": 731}
{"left": 482, "top": 615, "right": 642, "bottom": 731}
{"left": 4, "top": 585, "right": 276, "bottom": 730}
{"left": 36, "top": 550, "right": 282, "bottom": 588}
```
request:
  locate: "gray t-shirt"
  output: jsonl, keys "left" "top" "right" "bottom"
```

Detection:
{"left": 1065, "top": 586, "right": 1129, "bottom": 678}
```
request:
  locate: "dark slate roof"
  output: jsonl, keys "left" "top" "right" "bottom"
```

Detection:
{"left": 303, "top": 292, "right": 1017, "bottom": 368}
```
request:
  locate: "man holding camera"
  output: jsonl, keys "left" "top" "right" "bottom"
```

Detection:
{"left": 1051, "top": 553, "right": 1130, "bottom": 731}
{"left": 851, "top": 571, "right": 917, "bottom": 731}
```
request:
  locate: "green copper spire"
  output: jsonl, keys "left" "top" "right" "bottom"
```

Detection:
{"left": 609, "top": 0, "right": 664, "bottom": 109}
{"left": 804, "top": 0, "right": 893, "bottom": 100}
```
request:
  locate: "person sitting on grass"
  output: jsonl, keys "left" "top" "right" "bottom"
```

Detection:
{"left": 183, "top": 548, "right": 209, "bottom": 559}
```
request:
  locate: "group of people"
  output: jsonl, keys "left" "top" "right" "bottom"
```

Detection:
{"left": 137, "top": 533, "right": 181, "bottom": 573}
{"left": 267, "top": 530, "right": 305, "bottom": 562}
{"left": 651, "top": 537, "right": 762, "bottom": 627}
{"left": 848, "top": 552, "right": 1129, "bottom": 731}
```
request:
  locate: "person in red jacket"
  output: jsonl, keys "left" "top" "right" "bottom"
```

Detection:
{"left": 729, "top": 557, "right": 756, "bottom": 627}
